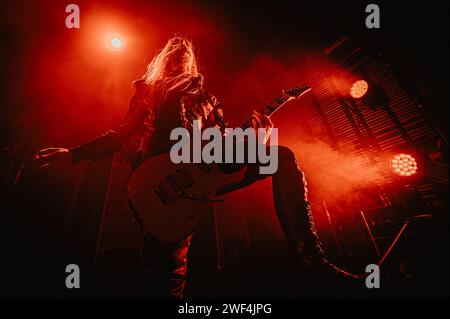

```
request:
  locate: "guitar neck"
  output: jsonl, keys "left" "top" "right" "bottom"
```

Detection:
{"left": 239, "top": 93, "right": 293, "bottom": 129}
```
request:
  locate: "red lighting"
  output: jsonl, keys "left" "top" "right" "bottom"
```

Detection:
{"left": 390, "top": 154, "right": 418, "bottom": 177}
{"left": 349, "top": 80, "right": 369, "bottom": 99}
{"left": 110, "top": 37, "right": 123, "bottom": 49}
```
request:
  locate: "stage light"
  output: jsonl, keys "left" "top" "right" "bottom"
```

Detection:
{"left": 110, "top": 37, "right": 123, "bottom": 49}
{"left": 390, "top": 154, "right": 418, "bottom": 177}
{"left": 349, "top": 79, "right": 369, "bottom": 99}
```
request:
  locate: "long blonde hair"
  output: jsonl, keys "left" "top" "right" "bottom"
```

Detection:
{"left": 119, "top": 36, "right": 203, "bottom": 165}
{"left": 143, "top": 36, "right": 203, "bottom": 100}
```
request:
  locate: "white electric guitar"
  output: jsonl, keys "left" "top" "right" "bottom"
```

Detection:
{"left": 128, "top": 86, "right": 311, "bottom": 242}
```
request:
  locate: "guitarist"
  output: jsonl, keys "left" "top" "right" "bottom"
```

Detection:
{"left": 34, "top": 36, "right": 358, "bottom": 298}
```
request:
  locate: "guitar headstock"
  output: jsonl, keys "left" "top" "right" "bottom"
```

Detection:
{"left": 283, "top": 85, "right": 311, "bottom": 99}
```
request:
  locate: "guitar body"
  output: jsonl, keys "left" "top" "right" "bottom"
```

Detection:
{"left": 128, "top": 151, "right": 247, "bottom": 242}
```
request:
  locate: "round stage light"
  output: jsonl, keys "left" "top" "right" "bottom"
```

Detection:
{"left": 110, "top": 37, "right": 123, "bottom": 49}
{"left": 349, "top": 79, "right": 369, "bottom": 99}
{"left": 390, "top": 154, "right": 418, "bottom": 177}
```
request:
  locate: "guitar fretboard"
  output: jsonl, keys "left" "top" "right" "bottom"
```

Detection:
{"left": 240, "top": 93, "right": 292, "bottom": 129}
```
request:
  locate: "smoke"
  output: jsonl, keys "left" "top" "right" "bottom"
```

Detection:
{"left": 212, "top": 53, "right": 387, "bottom": 207}
{"left": 291, "top": 138, "right": 386, "bottom": 204}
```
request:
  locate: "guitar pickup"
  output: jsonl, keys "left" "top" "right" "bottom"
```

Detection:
{"left": 155, "top": 169, "right": 194, "bottom": 204}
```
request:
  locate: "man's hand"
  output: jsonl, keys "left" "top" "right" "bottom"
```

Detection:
{"left": 251, "top": 110, "right": 274, "bottom": 144}
{"left": 34, "top": 147, "right": 72, "bottom": 169}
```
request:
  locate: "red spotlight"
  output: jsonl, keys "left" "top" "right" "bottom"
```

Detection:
{"left": 349, "top": 79, "right": 369, "bottom": 99}
{"left": 390, "top": 154, "right": 418, "bottom": 177}
{"left": 110, "top": 37, "right": 123, "bottom": 49}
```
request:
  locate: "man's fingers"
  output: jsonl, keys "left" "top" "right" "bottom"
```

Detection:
{"left": 252, "top": 116, "right": 263, "bottom": 129}
{"left": 253, "top": 110, "right": 274, "bottom": 129}
{"left": 34, "top": 152, "right": 51, "bottom": 163}
{"left": 34, "top": 149, "right": 57, "bottom": 163}
{"left": 251, "top": 118, "right": 258, "bottom": 130}
{"left": 39, "top": 163, "right": 50, "bottom": 170}
{"left": 252, "top": 110, "right": 263, "bottom": 128}
{"left": 264, "top": 115, "right": 274, "bottom": 128}
{"left": 256, "top": 116, "right": 263, "bottom": 128}
{"left": 35, "top": 157, "right": 50, "bottom": 167}
{"left": 34, "top": 151, "right": 62, "bottom": 166}
{"left": 36, "top": 148, "right": 58, "bottom": 156}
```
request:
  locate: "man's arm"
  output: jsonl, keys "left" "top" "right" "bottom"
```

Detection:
{"left": 33, "top": 80, "right": 151, "bottom": 169}
{"left": 35, "top": 81, "right": 149, "bottom": 168}
{"left": 70, "top": 93, "right": 147, "bottom": 163}
{"left": 70, "top": 80, "right": 148, "bottom": 163}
